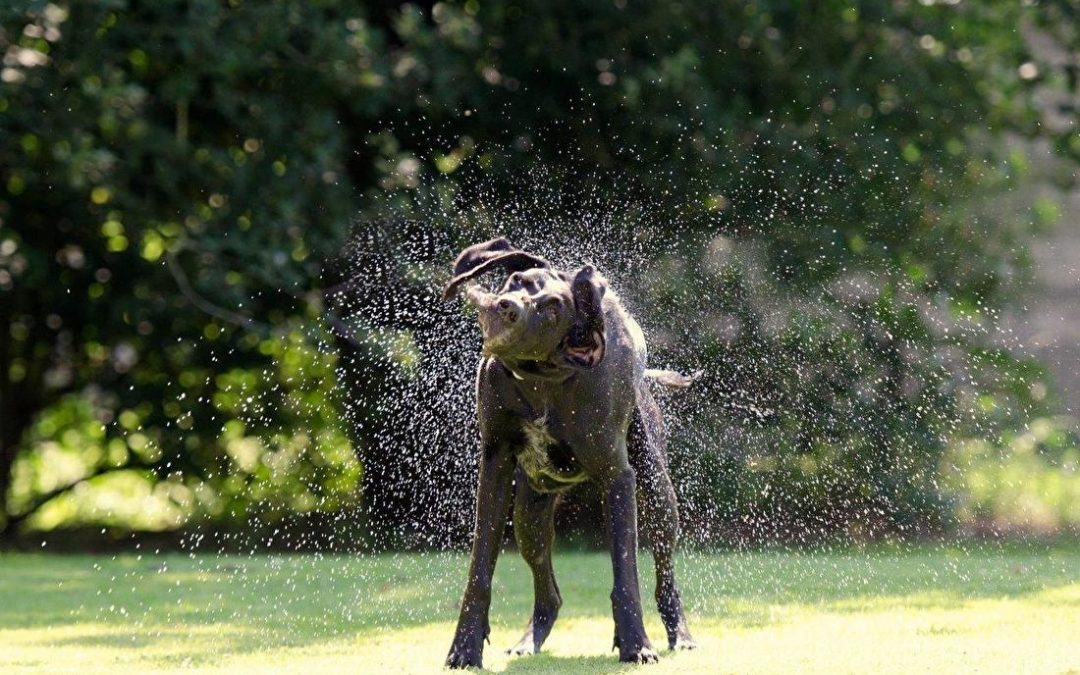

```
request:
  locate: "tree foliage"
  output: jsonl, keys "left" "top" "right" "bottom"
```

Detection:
{"left": 0, "top": 0, "right": 1075, "bottom": 542}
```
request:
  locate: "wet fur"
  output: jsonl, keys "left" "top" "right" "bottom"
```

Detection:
{"left": 519, "top": 414, "right": 556, "bottom": 477}
{"left": 444, "top": 240, "right": 696, "bottom": 669}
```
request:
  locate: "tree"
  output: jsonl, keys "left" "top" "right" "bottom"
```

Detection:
{"left": 0, "top": 0, "right": 381, "bottom": 536}
{"left": 1, "top": 0, "right": 1073, "bottom": 543}
{"left": 334, "top": 0, "right": 1065, "bottom": 542}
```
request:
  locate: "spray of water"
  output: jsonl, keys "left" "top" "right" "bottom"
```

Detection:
{"left": 63, "top": 135, "right": 1072, "bottom": 665}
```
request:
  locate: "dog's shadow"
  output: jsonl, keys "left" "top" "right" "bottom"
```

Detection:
{"left": 498, "top": 653, "right": 645, "bottom": 674}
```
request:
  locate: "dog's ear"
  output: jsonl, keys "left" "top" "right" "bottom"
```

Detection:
{"left": 561, "top": 265, "right": 606, "bottom": 369}
{"left": 443, "top": 237, "right": 550, "bottom": 300}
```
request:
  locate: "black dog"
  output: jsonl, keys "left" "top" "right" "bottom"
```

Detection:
{"left": 443, "top": 238, "right": 696, "bottom": 668}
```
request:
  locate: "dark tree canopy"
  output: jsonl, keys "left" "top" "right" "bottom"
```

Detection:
{"left": 1, "top": 0, "right": 1077, "bottom": 544}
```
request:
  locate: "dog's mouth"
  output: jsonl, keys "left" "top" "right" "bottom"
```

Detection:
{"left": 466, "top": 286, "right": 524, "bottom": 352}
{"left": 477, "top": 307, "right": 523, "bottom": 353}
{"left": 466, "top": 285, "right": 573, "bottom": 362}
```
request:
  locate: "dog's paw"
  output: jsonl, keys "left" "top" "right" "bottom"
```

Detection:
{"left": 667, "top": 624, "right": 697, "bottom": 651}
{"left": 446, "top": 633, "right": 485, "bottom": 669}
{"left": 445, "top": 648, "right": 482, "bottom": 670}
{"left": 670, "top": 633, "right": 697, "bottom": 651}
{"left": 506, "top": 636, "right": 537, "bottom": 656}
{"left": 619, "top": 645, "right": 660, "bottom": 664}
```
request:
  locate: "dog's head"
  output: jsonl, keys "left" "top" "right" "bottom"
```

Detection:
{"left": 444, "top": 238, "right": 606, "bottom": 368}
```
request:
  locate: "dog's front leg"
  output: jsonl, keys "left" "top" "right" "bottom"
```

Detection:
{"left": 446, "top": 443, "right": 515, "bottom": 669}
{"left": 603, "top": 465, "right": 659, "bottom": 664}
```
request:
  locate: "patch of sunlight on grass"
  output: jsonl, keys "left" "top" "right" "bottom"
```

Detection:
{"left": 1, "top": 544, "right": 1078, "bottom": 673}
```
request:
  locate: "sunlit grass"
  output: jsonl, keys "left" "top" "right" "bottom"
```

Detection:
{"left": 1, "top": 544, "right": 1078, "bottom": 673}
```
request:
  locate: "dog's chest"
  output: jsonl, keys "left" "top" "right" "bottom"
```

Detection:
{"left": 517, "top": 414, "right": 588, "bottom": 492}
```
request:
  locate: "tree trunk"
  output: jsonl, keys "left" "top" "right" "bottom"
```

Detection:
{"left": 0, "top": 299, "right": 32, "bottom": 541}
{"left": 0, "top": 398, "right": 27, "bottom": 542}
{"left": 0, "top": 297, "right": 12, "bottom": 540}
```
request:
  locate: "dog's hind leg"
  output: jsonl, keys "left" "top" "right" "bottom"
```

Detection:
{"left": 508, "top": 467, "right": 562, "bottom": 656}
{"left": 630, "top": 388, "right": 697, "bottom": 651}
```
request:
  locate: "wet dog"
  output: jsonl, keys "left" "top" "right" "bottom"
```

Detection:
{"left": 443, "top": 238, "right": 696, "bottom": 668}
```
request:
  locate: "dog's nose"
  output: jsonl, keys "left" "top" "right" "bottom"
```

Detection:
{"left": 496, "top": 297, "right": 523, "bottom": 323}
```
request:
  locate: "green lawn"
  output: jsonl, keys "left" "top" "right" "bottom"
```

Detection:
{"left": 1, "top": 544, "right": 1078, "bottom": 673}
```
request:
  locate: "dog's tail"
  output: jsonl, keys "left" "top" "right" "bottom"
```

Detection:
{"left": 644, "top": 368, "right": 699, "bottom": 389}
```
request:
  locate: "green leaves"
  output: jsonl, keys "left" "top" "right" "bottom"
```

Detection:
{"left": 1, "top": 0, "right": 1074, "bottom": 539}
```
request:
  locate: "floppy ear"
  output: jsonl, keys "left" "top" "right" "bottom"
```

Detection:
{"left": 442, "top": 237, "right": 550, "bottom": 300}
{"left": 561, "top": 265, "right": 606, "bottom": 368}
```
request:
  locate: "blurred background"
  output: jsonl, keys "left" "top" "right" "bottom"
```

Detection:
{"left": 2, "top": 0, "right": 1079, "bottom": 550}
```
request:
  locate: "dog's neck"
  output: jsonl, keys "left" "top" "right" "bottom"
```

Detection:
{"left": 498, "top": 356, "right": 576, "bottom": 384}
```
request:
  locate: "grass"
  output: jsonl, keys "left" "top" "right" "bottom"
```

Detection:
{"left": 1, "top": 543, "right": 1078, "bottom": 673}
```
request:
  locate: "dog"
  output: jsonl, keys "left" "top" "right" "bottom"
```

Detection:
{"left": 442, "top": 238, "right": 696, "bottom": 668}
